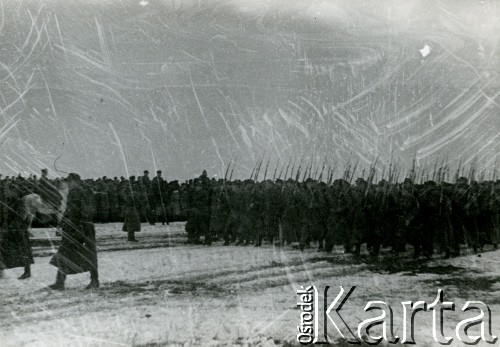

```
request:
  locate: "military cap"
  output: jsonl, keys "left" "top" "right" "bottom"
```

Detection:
{"left": 67, "top": 173, "right": 81, "bottom": 182}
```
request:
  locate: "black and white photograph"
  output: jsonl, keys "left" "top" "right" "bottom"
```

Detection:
{"left": 1, "top": 0, "right": 500, "bottom": 345}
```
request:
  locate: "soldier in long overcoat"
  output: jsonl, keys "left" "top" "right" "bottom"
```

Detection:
{"left": 185, "top": 178, "right": 211, "bottom": 244}
{"left": 139, "top": 170, "right": 155, "bottom": 225}
{"left": 0, "top": 181, "right": 33, "bottom": 279}
{"left": 209, "top": 182, "right": 229, "bottom": 242}
{"left": 224, "top": 182, "right": 242, "bottom": 244}
{"left": 48, "top": 173, "right": 98, "bottom": 290}
{"left": 95, "top": 178, "right": 110, "bottom": 223}
{"left": 152, "top": 171, "right": 169, "bottom": 225}
{"left": 121, "top": 177, "right": 142, "bottom": 242}
{"left": 282, "top": 179, "right": 305, "bottom": 246}
{"left": 350, "top": 178, "right": 370, "bottom": 255}
{"left": 262, "top": 180, "right": 282, "bottom": 245}
{"left": 393, "top": 179, "right": 419, "bottom": 254}
{"left": 108, "top": 178, "right": 121, "bottom": 222}
{"left": 301, "top": 179, "right": 328, "bottom": 251}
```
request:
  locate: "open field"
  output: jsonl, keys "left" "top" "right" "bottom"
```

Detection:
{"left": 2, "top": 222, "right": 500, "bottom": 346}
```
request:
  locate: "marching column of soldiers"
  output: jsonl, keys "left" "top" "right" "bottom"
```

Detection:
{"left": 188, "top": 175, "right": 500, "bottom": 259}
{"left": 1, "top": 169, "right": 500, "bottom": 263}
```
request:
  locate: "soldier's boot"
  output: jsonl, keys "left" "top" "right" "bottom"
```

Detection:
{"left": 471, "top": 241, "right": 478, "bottom": 254}
{"left": 148, "top": 211, "right": 156, "bottom": 226}
{"left": 205, "top": 234, "right": 212, "bottom": 246}
{"left": 18, "top": 264, "right": 31, "bottom": 280}
{"left": 317, "top": 238, "right": 324, "bottom": 251}
{"left": 324, "top": 231, "right": 334, "bottom": 253}
{"left": 128, "top": 232, "right": 138, "bottom": 242}
{"left": 354, "top": 243, "right": 361, "bottom": 257}
{"left": 254, "top": 235, "right": 262, "bottom": 247}
{"left": 48, "top": 271, "right": 66, "bottom": 290}
{"left": 413, "top": 242, "right": 421, "bottom": 258}
{"left": 344, "top": 243, "right": 352, "bottom": 254}
{"left": 444, "top": 247, "right": 451, "bottom": 259}
{"left": 187, "top": 237, "right": 200, "bottom": 244}
{"left": 222, "top": 230, "right": 231, "bottom": 245}
{"left": 423, "top": 243, "right": 433, "bottom": 259}
{"left": 413, "top": 248, "right": 420, "bottom": 259}
{"left": 324, "top": 241, "right": 334, "bottom": 253}
{"left": 370, "top": 243, "right": 380, "bottom": 257}
{"left": 230, "top": 227, "right": 238, "bottom": 243}
{"left": 149, "top": 215, "right": 156, "bottom": 226}
{"left": 85, "top": 270, "right": 100, "bottom": 290}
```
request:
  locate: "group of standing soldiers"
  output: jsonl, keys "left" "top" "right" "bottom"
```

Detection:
{"left": 188, "top": 175, "right": 500, "bottom": 259}
{"left": 0, "top": 169, "right": 63, "bottom": 221}
{"left": 2, "top": 169, "right": 500, "bottom": 261}
{"left": 83, "top": 170, "right": 170, "bottom": 226}
{"left": 1, "top": 171, "right": 99, "bottom": 290}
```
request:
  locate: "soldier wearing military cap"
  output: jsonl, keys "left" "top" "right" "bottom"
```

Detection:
{"left": 152, "top": 170, "right": 168, "bottom": 225}
{"left": 137, "top": 170, "right": 154, "bottom": 225}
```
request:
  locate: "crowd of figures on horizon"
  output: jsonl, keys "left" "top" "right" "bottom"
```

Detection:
{"left": 1, "top": 169, "right": 500, "bottom": 259}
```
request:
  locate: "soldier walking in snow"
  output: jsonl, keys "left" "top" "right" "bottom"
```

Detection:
{"left": 48, "top": 173, "right": 99, "bottom": 290}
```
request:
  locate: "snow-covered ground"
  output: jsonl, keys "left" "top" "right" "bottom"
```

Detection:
{"left": 2, "top": 223, "right": 500, "bottom": 346}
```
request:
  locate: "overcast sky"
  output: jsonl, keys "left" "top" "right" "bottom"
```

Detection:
{"left": 0, "top": 0, "right": 499, "bottom": 181}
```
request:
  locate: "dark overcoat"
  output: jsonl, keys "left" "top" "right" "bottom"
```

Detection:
{"left": 121, "top": 183, "right": 141, "bottom": 232}
{"left": 50, "top": 185, "right": 97, "bottom": 275}
{"left": 0, "top": 192, "right": 33, "bottom": 269}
